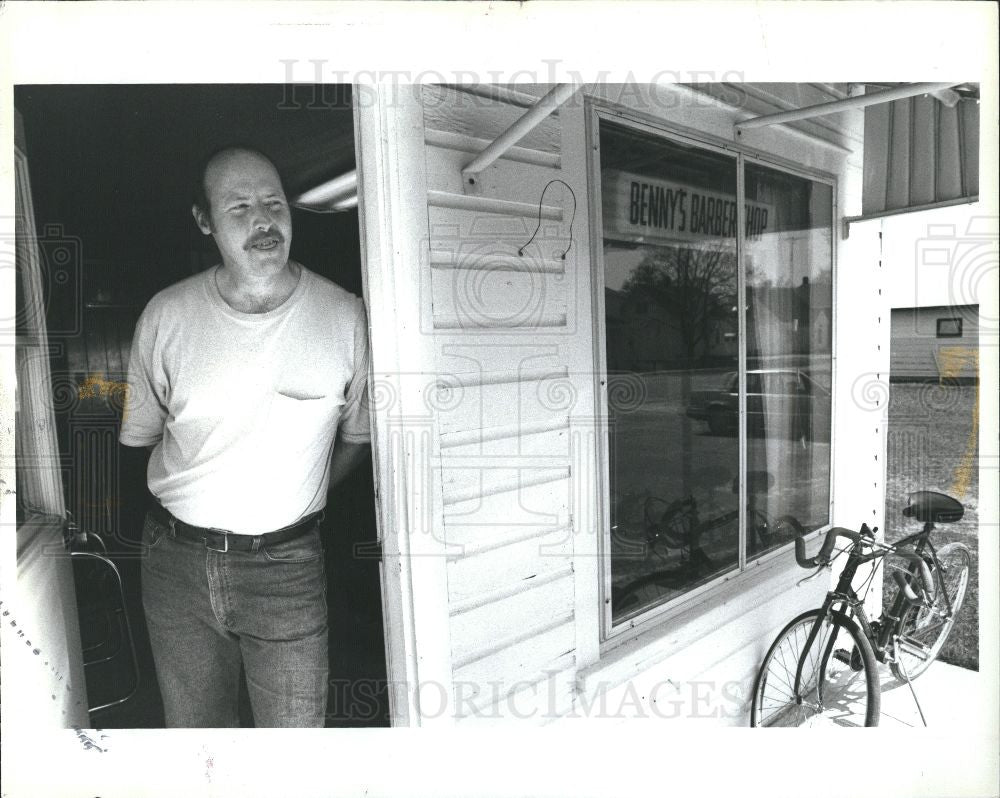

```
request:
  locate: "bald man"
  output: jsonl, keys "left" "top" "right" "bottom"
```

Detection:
{"left": 121, "top": 147, "right": 370, "bottom": 727}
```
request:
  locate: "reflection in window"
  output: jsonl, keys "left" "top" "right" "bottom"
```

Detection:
{"left": 600, "top": 121, "right": 740, "bottom": 623}
{"left": 599, "top": 121, "right": 836, "bottom": 630}
{"left": 744, "top": 163, "right": 833, "bottom": 555}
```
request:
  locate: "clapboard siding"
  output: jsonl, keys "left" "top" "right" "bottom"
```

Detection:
{"left": 441, "top": 469, "right": 570, "bottom": 528}
{"left": 461, "top": 653, "right": 578, "bottom": 723}
{"left": 424, "top": 139, "right": 564, "bottom": 199}
{"left": 440, "top": 416, "right": 570, "bottom": 450}
{"left": 441, "top": 422, "right": 570, "bottom": 458}
{"left": 447, "top": 531, "right": 574, "bottom": 605}
{"left": 444, "top": 522, "right": 574, "bottom": 563}
{"left": 572, "top": 558, "right": 826, "bottom": 725}
{"left": 421, "top": 84, "right": 585, "bottom": 714}
{"left": 449, "top": 83, "right": 557, "bottom": 106}
{"left": 450, "top": 573, "right": 575, "bottom": 665}
{"left": 434, "top": 366, "right": 574, "bottom": 437}
{"left": 452, "top": 615, "right": 576, "bottom": 687}
{"left": 426, "top": 129, "right": 561, "bottom": 170}
{"left": 430, "top": 247, "right": 567, "bottom": 274}
{"left": 441, "top": 465, "right": 569, "bottom": 507}
{"left": 456, "top": 651, "right": 577, "bottom": 723}
{"left": 430, "top": 267, "right": 569, "bottom": 331}
{"left": 690, "top": 82, "right": 860, "bottom": 150}
{"left": 423, "top": 84, "right": 560, "bottom": 154}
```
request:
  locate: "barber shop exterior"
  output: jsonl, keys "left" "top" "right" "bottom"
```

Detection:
{"left": 10, "top": 81, "right": 984, "bottom": 729}
{"left": 346, "top": 81, "right": 981, "bottom": 725}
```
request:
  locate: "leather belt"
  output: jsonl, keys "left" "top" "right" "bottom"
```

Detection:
{"left": 150, "top": 504, "right": 321, "bottom": 553}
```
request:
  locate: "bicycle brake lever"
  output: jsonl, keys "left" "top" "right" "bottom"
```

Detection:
{"left": 796, "top": 564, "right": 830, "bottom": 586}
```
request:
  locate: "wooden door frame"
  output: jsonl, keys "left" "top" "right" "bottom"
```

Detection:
{"left": 353, "top": 84, "right": 456, "bottom": 727}
{"left": 2, "top": 109, "right": 89, "bottom": 728}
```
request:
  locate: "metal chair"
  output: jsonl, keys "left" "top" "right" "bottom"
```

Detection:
{"left": 69, "top": 520, "right": 140, "bottom": 715}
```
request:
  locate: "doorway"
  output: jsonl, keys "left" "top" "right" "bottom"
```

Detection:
{"left": 14, "top": 83, "right": 390, "bottom": 727}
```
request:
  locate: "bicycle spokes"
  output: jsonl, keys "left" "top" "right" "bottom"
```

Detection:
{"left": 752, "top": 611, "right": 879, "bottom": 727}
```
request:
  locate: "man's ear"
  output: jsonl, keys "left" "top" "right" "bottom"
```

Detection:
{"left": 192, "top": 204, "right": 213, "bottom": 235}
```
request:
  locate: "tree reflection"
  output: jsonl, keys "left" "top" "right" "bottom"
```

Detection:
{"left": 620, "top": 243, "right": 737, "bottom": 368}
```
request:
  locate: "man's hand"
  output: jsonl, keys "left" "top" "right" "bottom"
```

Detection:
{"left": 328, "top": 438, "right": 370, "bottom": 490}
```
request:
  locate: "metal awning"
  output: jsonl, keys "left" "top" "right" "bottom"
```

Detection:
{"left": 294, "top": 82, "right": 980, "bottom": 232}
{"left": 855, "top": 83, "right": 980, "bottom": 229}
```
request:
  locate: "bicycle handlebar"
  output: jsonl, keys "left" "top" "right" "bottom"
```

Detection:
{"left": 794, "top": 527, "right": 861, "bottom": 568}
{"left": 794, "top": 527, "right": 935, "bottom": 600}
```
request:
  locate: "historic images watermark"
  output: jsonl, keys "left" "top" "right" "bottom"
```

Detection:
{"left": 275, "top": 61, "right": 746, "bottom": 111}
{"left": 292, "top": 674, "right": 749, "bottom": 723}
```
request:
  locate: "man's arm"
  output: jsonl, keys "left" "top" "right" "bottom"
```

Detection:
{"left": 328, "top": 437, "right": 370, "bottom": 491}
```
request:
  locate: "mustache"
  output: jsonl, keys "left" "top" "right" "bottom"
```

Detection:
{"left": 244, "top": 229, "right": 286, "bottom": 250}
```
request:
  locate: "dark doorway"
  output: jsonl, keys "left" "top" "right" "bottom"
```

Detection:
{"left": 14, "top": 83, "right": 389, "bottom": 728}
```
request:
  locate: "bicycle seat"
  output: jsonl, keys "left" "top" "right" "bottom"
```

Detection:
{"left": 902, "top": 491, "right": 964, "bottom": 524}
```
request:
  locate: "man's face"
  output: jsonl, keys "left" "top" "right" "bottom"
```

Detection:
{"left": 193, "top": 150, "right": 292, "bottom": 275}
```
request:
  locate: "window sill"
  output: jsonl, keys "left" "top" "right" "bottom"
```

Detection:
{"left": 577, "top": 532, "right": 828, "bottom": 701}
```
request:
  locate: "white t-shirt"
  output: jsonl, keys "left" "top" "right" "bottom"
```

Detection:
{"left": 120, "top": 265, "right": 370, "bottom": 534}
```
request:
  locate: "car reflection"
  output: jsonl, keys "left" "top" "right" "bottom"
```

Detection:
{"left": 685, "top": 368, "right": 831, "bottom": 440}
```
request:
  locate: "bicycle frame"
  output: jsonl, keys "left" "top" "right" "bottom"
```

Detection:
{"left": 792, "top": 521, "right": 947, "bottom": 701}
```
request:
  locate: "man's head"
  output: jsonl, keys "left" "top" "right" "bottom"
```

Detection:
{"left": 192, "top": 147, "right": 292, "bottom": 275}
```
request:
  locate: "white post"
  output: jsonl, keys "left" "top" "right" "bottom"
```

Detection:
{"left": 735, "top": 82, "right": 963, "bottom": 131}
{"left": 461, "top": 83, "right": 582, "bottom": 183}
{"left": 354, "top": 83, "right": 456, "bottom": 726}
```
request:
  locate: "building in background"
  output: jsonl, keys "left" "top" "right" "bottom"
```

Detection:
{"left": 890, "top": 304, "right": 980, "bottom": 383}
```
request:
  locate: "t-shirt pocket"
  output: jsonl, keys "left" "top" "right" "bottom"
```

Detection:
{"left": 265, "top": 390, "right": 339, "bottom": 455}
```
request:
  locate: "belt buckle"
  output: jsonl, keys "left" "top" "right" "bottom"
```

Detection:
{"left": 206, "top": 527, "right": 230, "bottom": 553}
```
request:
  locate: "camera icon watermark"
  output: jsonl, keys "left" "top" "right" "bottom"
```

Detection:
{"left": 1, "top": 220, "right": 84, "bottom": 338}
{"left": 913, "top": 215, "right": 998, "bottom": 349}
{"left": 425, "top": 210, "right": 577, "bottom": 337}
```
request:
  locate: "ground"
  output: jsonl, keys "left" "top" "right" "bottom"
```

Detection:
{"left": 882, "top": 382, "right": 980, "bottom": 670}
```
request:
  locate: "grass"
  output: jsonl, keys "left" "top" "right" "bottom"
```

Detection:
{"left": 882, "top": 382, "right": 979, "bottom": 670}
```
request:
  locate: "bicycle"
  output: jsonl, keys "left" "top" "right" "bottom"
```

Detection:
{"left": 749, "top": 490, "right": 972, "bottom": 727}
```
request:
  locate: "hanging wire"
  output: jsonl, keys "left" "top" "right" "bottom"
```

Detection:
{"left": 518, "top": 179, "right": 577, "bottom": 260}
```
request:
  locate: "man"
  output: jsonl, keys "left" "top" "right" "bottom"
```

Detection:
{"left": 120, "top": 146, "right": 371, "bottom": 727}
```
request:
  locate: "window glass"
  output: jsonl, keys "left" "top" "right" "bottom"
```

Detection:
{"left": 936, "top": 317, "right": 962, "bottom": 338}
{"left": 600, "top": 121, "right": 740, "bottom": 623}
{"left": 744, "top": 163, "right": 833, "bottom": 555}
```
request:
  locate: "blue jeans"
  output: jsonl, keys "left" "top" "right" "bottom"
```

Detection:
{"left": 140, "top": 510, "right": 329, "bottom": 727}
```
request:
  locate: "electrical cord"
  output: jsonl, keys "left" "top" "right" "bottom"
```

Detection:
{"left": 519, "top": 179, "right": 577, "bottom": 260}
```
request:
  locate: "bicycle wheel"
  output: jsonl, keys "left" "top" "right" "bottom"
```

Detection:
{"left": 751, "top": 609, "right": 880, "bottom": 727}
{"left": 890, "top": 542, "right": 971, "bottom": 681}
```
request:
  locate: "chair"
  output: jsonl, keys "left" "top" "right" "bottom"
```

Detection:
{"left": 69, "top": 520, "right": 141, "bottom": 715}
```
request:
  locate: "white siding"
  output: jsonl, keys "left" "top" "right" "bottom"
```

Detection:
{"left": 419, "top": 84, "right": 599, "bottom": 722}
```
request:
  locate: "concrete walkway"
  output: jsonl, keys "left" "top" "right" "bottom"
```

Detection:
{"left": 878, "top": 660, "right": 986, "bottom": 728}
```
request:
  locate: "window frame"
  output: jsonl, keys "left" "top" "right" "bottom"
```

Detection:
{"left": 586, "top": 100, "right": 839, "bottom": 645}
{"left": 936, "top": 317, "right": 963, "bottom": 338}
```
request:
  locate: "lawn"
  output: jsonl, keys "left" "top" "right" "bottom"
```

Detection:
{"left": 882, "top": 382, "right": 980, "bottom": 670}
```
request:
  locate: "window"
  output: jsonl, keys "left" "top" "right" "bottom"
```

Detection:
{"left": 597, "top": 117, "right": 834, "bottom": 633}
{"left": 936, "top": 317, "right": 962, "bottom": 338}
{"left": 744, "top": 162, "right": 833, "bottom": 556}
